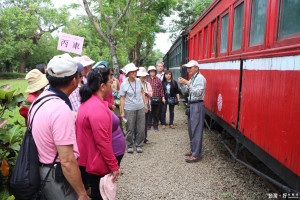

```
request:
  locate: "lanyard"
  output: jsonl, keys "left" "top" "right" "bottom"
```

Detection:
{"left": 129, "top": 80, "right": 136, "bottom": 98}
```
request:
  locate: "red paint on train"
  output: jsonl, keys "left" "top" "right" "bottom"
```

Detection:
{"left": 184, "top": 0, "right": 300, "bottom": 187}
{"left": 239, "top": 70, "right": 300, "bottom": 176}
{"left": 201, "top": 69, "right": 240, "bottom": 129}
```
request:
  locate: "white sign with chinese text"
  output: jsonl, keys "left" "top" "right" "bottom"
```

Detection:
{"left": 57, "top": 33, "right": 84, "bottom": 55}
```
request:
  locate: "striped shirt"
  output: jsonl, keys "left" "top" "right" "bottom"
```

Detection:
{"left": 69, "top": 85, "right": 81, "bottom": 112}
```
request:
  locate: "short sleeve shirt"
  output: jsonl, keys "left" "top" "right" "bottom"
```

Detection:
{"left": 119, "top": 78, "right": 144, "bottom": 110}
{"left": 29, "top": 91, "right": 79, "bottom": 164}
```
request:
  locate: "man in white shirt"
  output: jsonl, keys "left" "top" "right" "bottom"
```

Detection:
{"left": 156, "top": 61, "right": 164, "bottom": 81}
{"left": 156, "top": 61, "right": 165, "bottom": 125}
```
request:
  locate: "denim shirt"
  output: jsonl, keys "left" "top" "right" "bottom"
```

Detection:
{"left": 180, "top": 72, "right": 206, "bottom": 102}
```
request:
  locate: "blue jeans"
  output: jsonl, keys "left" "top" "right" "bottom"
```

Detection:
{"left": 161, "top": 103, "right": 175, "bottom": 125}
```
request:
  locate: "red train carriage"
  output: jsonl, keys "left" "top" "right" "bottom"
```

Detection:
{"left": 187, "top": 0, "right": 300, "bottom": 191}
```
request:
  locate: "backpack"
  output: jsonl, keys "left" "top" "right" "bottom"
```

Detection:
{"left": 10, "top": 94, "right": 60, "bottom": 200}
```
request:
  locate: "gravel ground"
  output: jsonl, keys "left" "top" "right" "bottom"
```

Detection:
{"left": 117, "top": 105, "right": 271, "bottom": 200}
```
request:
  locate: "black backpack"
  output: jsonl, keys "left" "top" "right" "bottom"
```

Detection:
{"left": 10, "top": 94, "right": 59, "bottom": 200}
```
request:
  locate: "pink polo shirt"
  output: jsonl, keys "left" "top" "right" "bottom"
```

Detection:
{"left": 29, "top": 91, "right": 79, "bottom": 164}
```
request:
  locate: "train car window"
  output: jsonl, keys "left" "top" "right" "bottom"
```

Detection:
{"left": 194, "top": 34, "right": 198, "bottom": 59}
{"left": 190, "top": 37, "right": 194, "bottom": 59}
{"left": 249, "top": 0, "right": 267, "bottom": 46}
{"left": 232, "top": 2, "right": 244, "bottom": 50}
{"left": 205, "top": 28, "right": 209, "bottom": 57}
{"left": 198, "top": 31, "right": 202, "bottom": 59}
{"left": 278, "top": 0, "right": 300, "bottom": 39}
{"left": 204, "top": 28, "right": 208, "bottom": 58}
{"left": 193, "top": 36, "right": 197, "bottom": 59}
{"left": 212, "top": 22, "right": 217, "bottom": 54}
{"left": 220, "top": 13, "right": 229, "bottom": 53}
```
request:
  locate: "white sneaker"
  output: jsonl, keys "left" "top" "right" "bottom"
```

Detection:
{"left": 136, "top": 147, "right": 143, "bottom": 153}
{"left": 127, "top": 147, "right": 134, "bottom": 153}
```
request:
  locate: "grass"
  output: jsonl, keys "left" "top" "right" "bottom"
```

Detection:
{"left": 0, "top": 79, "right": 28, "bottom": 94}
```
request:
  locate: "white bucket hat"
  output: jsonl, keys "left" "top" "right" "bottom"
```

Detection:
{"left": 147, "top": 66, "right": 156, "bottom": 72}
{"left": 182, "top": 60, "right": 199, "bottom": 68}
{"left": 137, "top": 67, "right": 149, "bottom": 77}
{"left": 25, "top": 69, "right": 49, "bottom": 93}
{"left": 120, "top": 67, "right": 126, "bottom": 74}
{"left": 124, "top": 63, "right": 138, "bottom": 74}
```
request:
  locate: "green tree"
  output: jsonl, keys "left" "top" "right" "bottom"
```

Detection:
{"left": 0, "top": 0, "right": 69, "bottom": 72}
{"left": 26, "top": 33, "right": 61, "bottom": 70}
{"left": 62, "top": 16, "right": 129, "bottom": 69}
{"left": 169, "top": 0, "right": 212, "bottom": 40}
{"left": 143, "top": 49, "right": 164, "bottom": 68}
{"left": 82, "top": 0, "right": 132, "bottom": 78}
{"left": 124, "top": 0, "right": 176, "bottom": 67}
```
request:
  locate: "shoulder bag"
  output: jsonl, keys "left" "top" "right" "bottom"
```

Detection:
{"left": 10, "top": 94, "right": 60, "bottom": 200}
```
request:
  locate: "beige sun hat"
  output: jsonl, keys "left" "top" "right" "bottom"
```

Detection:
{"left": 25, "top": 69, "right": 49, "bottom": 93}
{"left": 137, "top": 67, "right": 149, "bottom": 77}
{"left": 124, "top": 63, "right": 138, "bottom": 74}
{"left": 147, "top": 66, "right": 156, "bottom": 72}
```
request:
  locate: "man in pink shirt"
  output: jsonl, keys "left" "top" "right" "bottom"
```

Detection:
{"left": 29, "top": 53, "right": 89, "bottom": 200}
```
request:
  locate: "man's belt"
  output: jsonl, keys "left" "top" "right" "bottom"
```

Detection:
{"left": 188, "top": 100, "right": 203, "bottom": 104}
{"left": 39, "top": 162, "right": 59, "bottom": 167}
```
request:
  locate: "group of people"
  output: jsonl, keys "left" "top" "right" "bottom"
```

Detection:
{"left": 19, "top": 50, "right": 206, "bottom": 199}
{"left": 119, "top": 61, "right": 182, "bottom": 154}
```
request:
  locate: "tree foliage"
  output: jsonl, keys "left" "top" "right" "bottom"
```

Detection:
{"left": 143, "top": 50, "right": 164, "bottom": 68}
{"left": 82, "top": 0, "right": 132, "bottom": 77}
{"left": 0, "top": 0, "right": 179, "bottom": 74}
{"left": 169, "top": 0, "right": 212, "bottom": 40}
{"left": 123, "top": 0, "right": 176, "bottom": 67}
{"left": 0, "top": 0, "right": 69, "bottom": 72}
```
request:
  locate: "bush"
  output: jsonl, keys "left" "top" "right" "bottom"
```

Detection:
{"left": 0, "top": 73, "right": 26, "bottom": 79}
{"left": 0, "top": 84, "right": 26, "bottom": 198}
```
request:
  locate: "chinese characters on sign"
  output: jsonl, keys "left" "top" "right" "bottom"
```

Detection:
{"left": 57, "top": 33, "right": 84, "bottom": 55}
{"left": 267, "top": 193, "right": 299, "bottom": 199}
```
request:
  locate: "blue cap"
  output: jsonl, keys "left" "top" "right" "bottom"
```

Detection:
{"left": 77, "top": 63, "right": 84, "bottom": 72}
{"left": 93, "top": 61, "right": 108, "bottom": 69}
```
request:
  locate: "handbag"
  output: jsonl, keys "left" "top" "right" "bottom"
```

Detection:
{"left": 150, "top": 97, "right": 161, "bottom": 105}
{"left": 167, "top": 97, "right": 179, "bottom": 105}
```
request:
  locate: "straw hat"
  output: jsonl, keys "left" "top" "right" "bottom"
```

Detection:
{"left": 137, "top": 67, "right": 149, "bottom": 77}
{"left": 25, "top": 69, "right": 49, "bottom": 93}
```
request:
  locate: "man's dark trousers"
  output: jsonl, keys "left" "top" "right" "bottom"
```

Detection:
{"left": 188, "top": 102, "right": 205, "bottom": 158}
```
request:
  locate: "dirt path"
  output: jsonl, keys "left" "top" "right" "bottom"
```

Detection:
{"left": 117, "top": 105, "right": 270, "bottom": 199}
